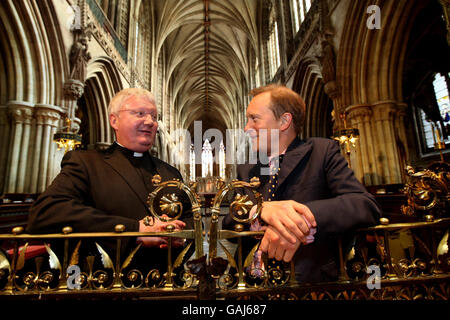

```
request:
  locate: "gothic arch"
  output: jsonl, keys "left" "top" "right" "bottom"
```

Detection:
{"left": 0, "top": 1, "right": 68, "bottom": 106}
{"left": 292, "top": 58, "right": 333, "bottom": 139}
{"left": 335, "top": 0, "right": 433, "bottom": 185}
{"left": 82, "top": 57, "right": 123, "bottom": 148}
{"left": 0, "top": 0, "right": 69, "bottom": 193}
{"left": 337, "top": 0, "right": 427, "bottom": 108}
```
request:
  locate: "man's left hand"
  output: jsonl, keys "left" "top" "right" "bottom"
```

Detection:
{"left": 258, "top": 226, "right": 301, "bottom": 262}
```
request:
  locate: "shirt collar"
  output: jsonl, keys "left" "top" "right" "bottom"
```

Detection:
{"left": 115, "top": 141, "right": 144, "bottom": 157}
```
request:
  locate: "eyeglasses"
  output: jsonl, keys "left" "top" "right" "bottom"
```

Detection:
{"left": 118, "top": 109, "right": 157, "bottom": 121}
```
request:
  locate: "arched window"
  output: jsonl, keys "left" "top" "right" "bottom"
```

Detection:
{"left": 290, "top": 0, "right": 312, "bottom": 34}
{"left": 267, "top": 8, "right": 280, "bottom": 79}
{"left": 416, "top": 72, "right": 450, "bottom": 152}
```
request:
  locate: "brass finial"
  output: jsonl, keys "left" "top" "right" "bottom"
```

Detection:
{"left": 115, "top": 224, "right": 126, "bottom": 233}
{"left": 12, "top": 226, "right": 24, "bottom": 235}
{"left": 379, "top": 217, "right": 389, "bottom": 225}
{"left": 425, "top": 215, "right": 434, "bottom": 222}
{"left": 165, "top": 224, "right": 175, "bottom": 232}
{"left": 234, "top": 224, "right": 244, "bottom": 232}
{"left": 62, "top": 226, "right": 73, "bottom": 234}
{"left": 152, "top": 174, "right": 162, "bottom": 186}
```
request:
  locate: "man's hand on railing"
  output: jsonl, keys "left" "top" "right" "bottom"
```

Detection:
{"left": 259, "top": 200, "right": 317, "bottom": 245}
{"left": 258, "top": 226, "right": 299, "bottom": 262}
{"left": 137, "top": 215, "right": 186, "bottom": 249}
{"left": 258, "top": 221, "right": 317, "bottom": 262}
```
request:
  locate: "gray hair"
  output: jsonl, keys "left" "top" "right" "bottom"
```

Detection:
{"left": 108, "top": 88, "right": 157, "bottom": 116}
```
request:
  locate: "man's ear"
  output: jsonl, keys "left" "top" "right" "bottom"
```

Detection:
{"left": 110, "top": 113, "right": 119, "bottom": 130}
{"left": 280, "top": 113, "right": 293, "bottom": 131}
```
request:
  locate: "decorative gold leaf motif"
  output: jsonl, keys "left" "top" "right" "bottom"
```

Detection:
{"left": 69, "top": 240, "right": 82, "bottom": 266}
{"left": 45, "top": 244, "right": 61, "bottom": 271}
{"left": 121, "top": 242, "right": 142, "bottom": 271}
{"left": 0, "top": 250, "right": 11, "bottom": 273}
{"left": 230, "top": 194, "right": 254, "bottom": 217}
{"left": 437, "top": 229, "right": 449, "bottom": 256}
{"left": 159, "top": 193, "right": 182, "bottom": 217}
{"left": 219, "top": 241, "right": 237, "bottom": 269}
{"left": 95, "top": 242, "right": 114, "bottom": 271}
{"left": 174, "top": 242, "right": 193, "bottom": 269}
{"left": 16, "top": 243, "right": 29, "bottom": 271}
{"left": 244, "top": 242, "right": 261, "bottom": 269}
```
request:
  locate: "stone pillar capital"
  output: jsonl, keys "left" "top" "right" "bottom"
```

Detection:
{"left": 35, "top": 104, "right": 63, "bottom": 126}
{"left": 6, "top": 101, "right": 34, "bottom": 124}
{"left": 372, "top": 100, "right": 406, "bottom": 120}
{"left": 346, "top": 104, "right": 372, "bottom": 121}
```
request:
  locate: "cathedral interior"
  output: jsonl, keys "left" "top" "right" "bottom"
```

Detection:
{"left": 0, "top": 0, "right": 449, "bottom": 301}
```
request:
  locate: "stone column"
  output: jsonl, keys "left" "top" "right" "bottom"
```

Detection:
{"left": 0, "top": 106, "right": 10, "bottom": 193}
{"left": 4, "top": 101, "right": 34, "bottom": 193}
{"left": 346, "top": 105, "right": 378, "bottom": 185}
{"left": 17, "top": 106, "right": 33, "bottom": 193}
{"left": 394, "top": 103, "right": 409, "bottom": 182}
{"left": 30, "top": 105, "right": 63, "bottom": 193}
{"left": 37, "top": 107, "right": 61, "bottom": 193}
{"left": 347, "top": 101, "right": 409, "bottom": 186}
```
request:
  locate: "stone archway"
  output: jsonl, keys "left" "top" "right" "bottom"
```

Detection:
{"left": 292, "top": 58, "right": 333, "bottom": 140}
{"left": 335, "top": 0, "right": 431, "bottom": 185}
{"left": 0, "top": 1, "right": 68, "bottom": 194}
{"left": 82, "top": 57, "right": 123, "bottom": 149}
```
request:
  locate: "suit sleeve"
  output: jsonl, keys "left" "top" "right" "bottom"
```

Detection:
{"left": 305, "top": 141, "right": 382, "bottom": 238}
{"left": 26, "top": 151, "right": 140, "bottom": 234}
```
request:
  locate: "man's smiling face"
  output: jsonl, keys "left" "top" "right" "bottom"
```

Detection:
{"left": 109, "top": 95, "right": 158, "bottom": 153}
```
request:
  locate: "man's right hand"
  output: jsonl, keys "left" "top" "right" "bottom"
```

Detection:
{"left": 137, "top": 216, "right": 186, "bottom": 248}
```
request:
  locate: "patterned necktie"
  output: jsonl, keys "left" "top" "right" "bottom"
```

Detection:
{"left": 266, "top": 155, "right": 283, "bottom": 202}
{"left": 249, "top": 155, "right": 284, "bottom": 278}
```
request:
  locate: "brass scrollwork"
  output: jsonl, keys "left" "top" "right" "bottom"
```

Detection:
{"left": 0, "top": 172, "right": 449, "bottom": 300}
{"left": 402, "top": 163, "right": 450, "bottom": 219}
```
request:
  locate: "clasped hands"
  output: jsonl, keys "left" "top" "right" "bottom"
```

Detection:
{"left": 137, "top": 214, "right": 186, "bottom": 249}
{"left": 256, "top": 200, "right": 317, "bottom": 262}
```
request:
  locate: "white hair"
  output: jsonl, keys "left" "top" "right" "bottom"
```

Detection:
{"left": 108, "top": 88, "right": 156, "bottom": 115}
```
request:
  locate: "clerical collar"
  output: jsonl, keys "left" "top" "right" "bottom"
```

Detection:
{"left": 115, "top": 142, "right": 144, "bottom": 158}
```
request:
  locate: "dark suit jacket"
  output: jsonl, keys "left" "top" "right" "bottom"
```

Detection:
{"left": 26, "top": 143, "right": 194, "bottom": 272}
{"left": 27, "top": 143, "right": 189, "bottom": 234}
{"left": 223, "top": 137, "right": 382, "bottom": 283}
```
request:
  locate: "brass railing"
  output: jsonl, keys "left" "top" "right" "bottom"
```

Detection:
{"left": 0, "top": 175, "right": 449, "bottom": 300}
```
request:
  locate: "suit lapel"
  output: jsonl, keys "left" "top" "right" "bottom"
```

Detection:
{"left": 275, "top": 139, "right": 312, "bottom": 193}
{"left": 150, "top": 156, "right": 170, "bottom": 180}
{"left": 103, "top": 148, "right": 150, "bottom": 211}
{"left": 239, "top": 162, "right": 270, "bottom": 198}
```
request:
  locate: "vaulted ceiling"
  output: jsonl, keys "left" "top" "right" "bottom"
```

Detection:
{"left": 151, "top": 0, "right": 261, "bottom": 137}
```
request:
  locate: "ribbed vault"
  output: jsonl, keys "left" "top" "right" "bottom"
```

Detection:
{"left": 152, "top": 0, "right": 259, "bottom": 141}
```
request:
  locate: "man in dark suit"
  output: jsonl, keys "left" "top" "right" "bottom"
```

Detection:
{"left": 27, "top": 88, "right": 187, "bottom": 250}
{"left": 223, "top": 84, "right": 382, "bottom": 283}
